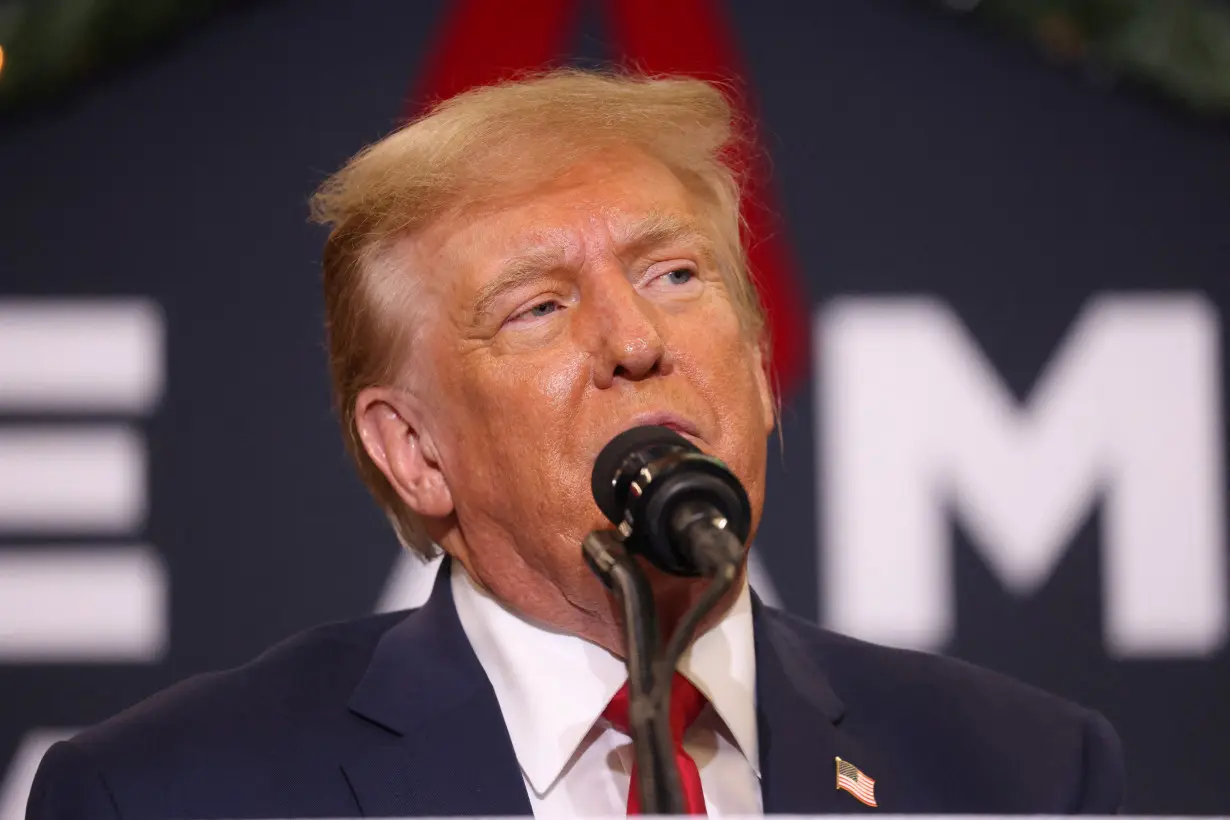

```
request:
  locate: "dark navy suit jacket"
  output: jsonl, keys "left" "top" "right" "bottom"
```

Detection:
{"left": 27, "top": 561, "right": 1124, "bottom": 818}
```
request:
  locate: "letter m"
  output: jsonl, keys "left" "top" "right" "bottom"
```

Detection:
{"left": 817, "top": 294, "right": 1226, "bottom": 657}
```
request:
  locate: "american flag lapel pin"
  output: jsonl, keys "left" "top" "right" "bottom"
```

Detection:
{"left": 836, "top": 756, "right": 878, "bottom": 807}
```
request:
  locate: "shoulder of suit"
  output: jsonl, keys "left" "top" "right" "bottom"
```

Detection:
{"left": 757, "top": 604, "right": 1098, "bottom": 727}
{"left": 759, "top": 606, "right": 1124, "bottom": 812}
{"left": 67, "top": 608, "right": 415, "bottom": 761}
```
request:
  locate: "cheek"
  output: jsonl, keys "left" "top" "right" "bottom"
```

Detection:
{"left": 447, "top": 348, "right": 598, "bottom": 534}
{"left": 673, "top": 306, "right": 769, "bottom": 483}
{"left": 451, "top": 347, "right": 588, "bottom": 462}
{"left": 534, "top": 353, "right": 584, "bottom": 407}
{"left": 678, "top": 303, "right": 762, "bottom": 411}
{"left": 499, "top": 347, "right": 588, "bottom": 421}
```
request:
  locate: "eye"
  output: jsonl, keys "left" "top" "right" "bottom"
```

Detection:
{"left": 526, "top": 301, "right": 559, "bottom": 317}
{"left": 510, "top": 299, "right": 561, "bottom": 323}
{"left": 643, "top": 265, "right": 701, "bottom": 297}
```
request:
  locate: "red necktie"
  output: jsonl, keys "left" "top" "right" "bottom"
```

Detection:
{"left": 603, "top": 672, "right": 709, "bottom": 816}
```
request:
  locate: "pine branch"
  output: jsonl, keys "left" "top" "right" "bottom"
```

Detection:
{"left": 938, "top": 0, "right": 1230, "bottom": 116}
{"left": 0, "top": 0, "right": 248, "bottom": 113}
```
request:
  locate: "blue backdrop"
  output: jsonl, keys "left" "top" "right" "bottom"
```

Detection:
{"left": 1, "top": 1, "right": 1228, "bottom": 814}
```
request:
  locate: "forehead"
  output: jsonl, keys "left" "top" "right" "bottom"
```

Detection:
{"left": 419, "top": 149, "right": 701, "bottom": 275}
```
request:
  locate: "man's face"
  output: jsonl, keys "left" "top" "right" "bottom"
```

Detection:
{"left": 391, "top": 147, "right": 774, "bottom": 620}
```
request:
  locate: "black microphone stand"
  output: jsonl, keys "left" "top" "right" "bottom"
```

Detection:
{"left": 583, "top": 531, "right": 683, "bottom": 815}
{"left": 583, "top": 527, "right": 744, "bottom": 815}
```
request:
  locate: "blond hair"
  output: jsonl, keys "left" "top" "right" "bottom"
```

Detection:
{"left": 310, "top": 69, "right": 768, "bottom": 555}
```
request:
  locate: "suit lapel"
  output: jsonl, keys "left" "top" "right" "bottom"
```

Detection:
{"left": 343, "top": 558, "right": 531, "bottom": 817}
{"left": 753, "top": 596, "right": 881, "bottom": 813}
{"left": 342, "top": 563, "right": 889, "bottom": 815}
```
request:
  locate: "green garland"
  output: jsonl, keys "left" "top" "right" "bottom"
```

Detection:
{"left": 0, "top": 0, "right": 242, "bottom": 114}
{"left": 942, "top": 0, "right": 1230, "bottom": 116}
{"left": 1, "top": 0, "right": 1229, "bottom": 117}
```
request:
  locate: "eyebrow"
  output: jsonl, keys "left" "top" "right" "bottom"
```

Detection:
{"left": 471, "top": 244, "right": 566, "bottom": 324}
{"left": 469, "top": 212, "right": 716, "bottom": 324}
{"left": 616, "top": 212, "right": 716, "bottom": 265}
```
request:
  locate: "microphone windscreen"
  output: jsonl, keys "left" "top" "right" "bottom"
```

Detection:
{"left": 591, "top": 425, "right": 695, "bottom": 524}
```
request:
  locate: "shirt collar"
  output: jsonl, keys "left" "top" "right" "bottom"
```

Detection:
{"left": 677, "top": 576, "right": 759, "bottom": 775}
{"left": 450, "top": 559, "right": 760, "bottom": 796}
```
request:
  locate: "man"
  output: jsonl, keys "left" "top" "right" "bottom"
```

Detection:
{"left": 27, "top": 70, "right": 1123, "bottom": 819}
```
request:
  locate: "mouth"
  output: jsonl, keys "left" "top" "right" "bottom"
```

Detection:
{"left": 625, "top": 411, "right": 702, "bottom": 440}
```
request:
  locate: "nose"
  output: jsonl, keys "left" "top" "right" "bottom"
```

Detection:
{"left": 585, "top": 273, "right": 670, "bottom": 390}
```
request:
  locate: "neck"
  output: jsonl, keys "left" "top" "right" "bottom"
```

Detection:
{"left": 449, "top": 541, "right": 745, "bottom": 659}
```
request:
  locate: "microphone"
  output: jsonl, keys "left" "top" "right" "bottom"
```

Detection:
{"left": 591, "top": 425, "right": 751, "bottom": 576}
{"left": 585, "top": 425, "right": 751, "bottom": 813}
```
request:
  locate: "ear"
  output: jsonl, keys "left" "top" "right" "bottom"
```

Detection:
{"left": 354, "top": 386, "right": 454, "bottom": 519}
{"left": 752, "top": 335, "right": 777, "bottom": 436}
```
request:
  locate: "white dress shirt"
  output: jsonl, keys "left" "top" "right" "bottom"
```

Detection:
{"left": 451, "top": 559, "right": 763, "bottom": 818}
